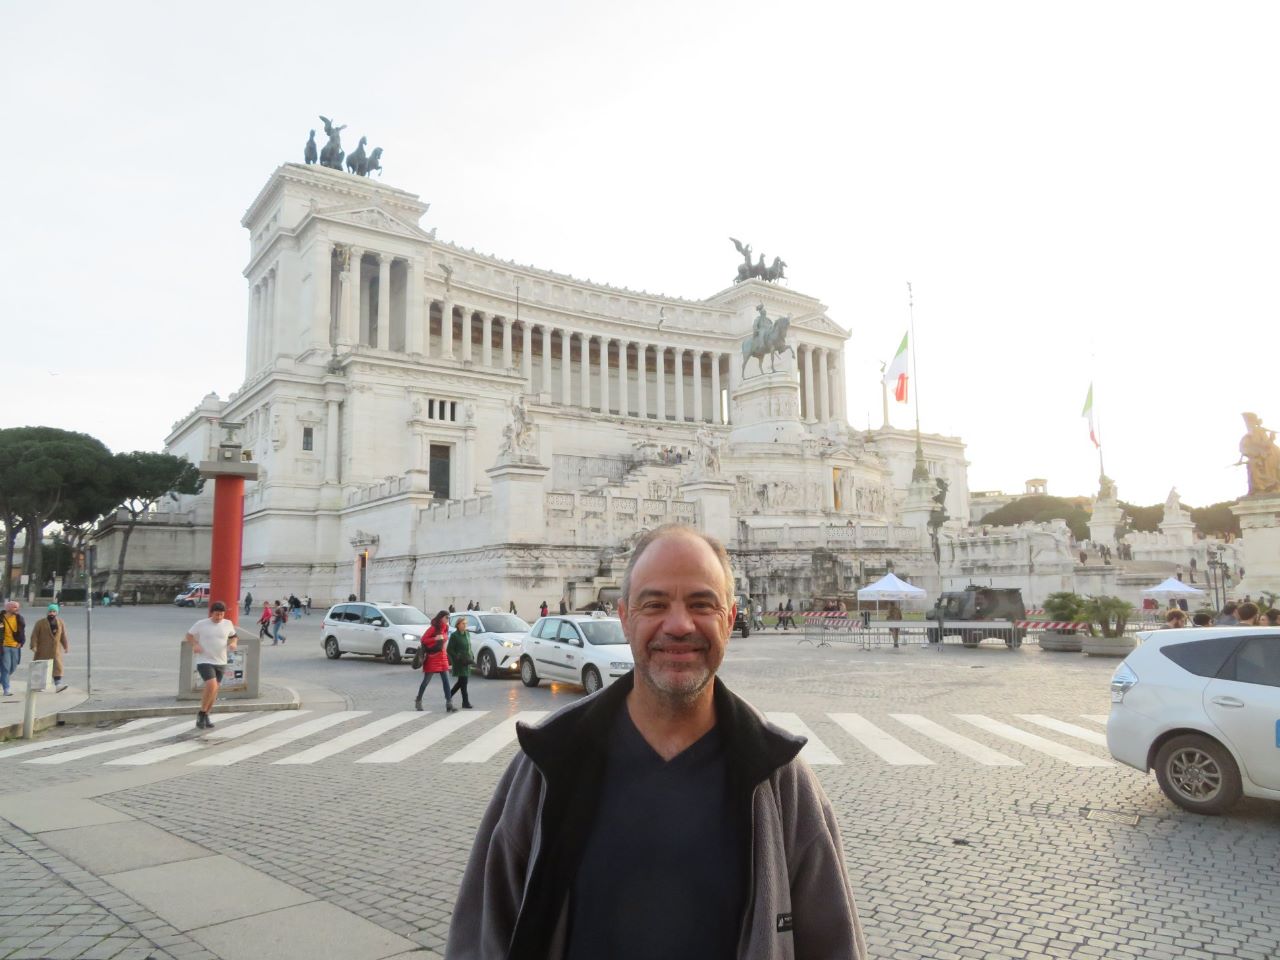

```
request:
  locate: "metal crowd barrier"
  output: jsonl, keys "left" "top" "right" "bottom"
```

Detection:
{"left": 798, "top": 615, "right": 1036, "bottom": 650}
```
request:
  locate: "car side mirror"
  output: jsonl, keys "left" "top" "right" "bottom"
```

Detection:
{"left": 373, "top": 618, "right": 386, "bottom": 627}
{"left": 571, "top": 637, "right": 584, "bottom": 647}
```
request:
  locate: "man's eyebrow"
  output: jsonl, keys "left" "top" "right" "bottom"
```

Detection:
{"left": 632, "top": 587, "right": 725, "bottom": 602}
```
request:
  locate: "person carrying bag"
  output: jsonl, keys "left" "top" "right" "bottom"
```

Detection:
{"left": 414, "top": 610, "right": 455, "bottom": 712}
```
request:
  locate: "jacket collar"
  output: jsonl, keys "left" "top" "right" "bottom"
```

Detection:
{"left": 517, "top": 671, "right": 804, "bottom": 788}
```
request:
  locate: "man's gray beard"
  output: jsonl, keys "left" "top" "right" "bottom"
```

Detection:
{"left": 637, "top": 659, "right": 713, "bottom": 707}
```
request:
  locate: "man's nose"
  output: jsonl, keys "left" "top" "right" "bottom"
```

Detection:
{"left": 659, "top": 602, "right": 697, "bottom": 635}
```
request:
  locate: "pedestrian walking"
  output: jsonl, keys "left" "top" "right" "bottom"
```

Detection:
{"left": 1214, "top": 601, "right": 1238, "bottom": 625}
{"left": 243, "top": 591, "right": 252, "bottom": 613}
{"left": 1164, "top": 609, "right": 1188, "bottom": 628}
{"left": 540, "top": 600, "right": 549, "bottom": 619}
{"left": 304, "top": 595, "right": 312, "bottom": 615}
{"left": 784, "top": 597, "right": 795, "bottom": 630}
{"left": 185, "top": 600, "right": 237, "bottom": 729}
{"left": 258, "top": 601, "right": 272, "bottom": 639}
{"left": 559, "top": 597, "right": 568, "bottom": 614}
{"left": 888, "top": 602, "right": 903, "bottom": 648}
{"left": 1235, "top": 601, "right": 1261, "bottom": 626}
{"left": 447, "top": 523, "right": 866, "bottom": 959}
{"left": 415, "top": 610, "right": 455, "bottom": 712}
{"left": 447, "top": 616, "right": 475, "bottom": 709}
{"left": 1, "top": 600, "right": 26, "bottom": 697}
{"left": 752, "top": 600, "right": 765, "bottom": 631}
{"left": 29, "top": 604, "right": 70, "bottom": 691}
{"left": 272, "top": 601, "right": 288, "bottom": 644}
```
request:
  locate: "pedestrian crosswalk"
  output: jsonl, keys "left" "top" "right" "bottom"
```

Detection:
{"left": 1, "top": 708, "right": 1119, "bottom": 772}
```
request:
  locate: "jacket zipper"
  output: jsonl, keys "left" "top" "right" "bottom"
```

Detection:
{"left": 736, "top": 783, "right": 758, "bottom": 958}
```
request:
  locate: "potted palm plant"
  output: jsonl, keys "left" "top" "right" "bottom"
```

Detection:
{"left": 1081, "top": 595, "right": 1136, "bottom": 657}
{"left": 1039, "top": 591, "right": 1087, "bottom": 652}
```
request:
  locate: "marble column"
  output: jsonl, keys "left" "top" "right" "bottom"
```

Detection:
{"left": 803, "top": 345, "right": 817, "bottom": 423}
{"left": 521, "top": 323, "right": 533, "bottom": 383}
{"left": 263, "top": 269, "right": 276, "bottom": 365}
{"left": 655, "top": 347, "right": 666, "bottom": 420}
{"left": 618, "top": 340, "right": 629, "bottom": 417}
{"left": 818, "top": 348, "right": 831, "bottom": 422}
{"left": 559, "top": 329, "right": 571, "bottom": 404}
{"left": 599, "top": 337, "right": 611, "bottom": 414}
{"left": 324, "top": 398, "right": 340, "bottom": 484}
{"left": 579, "top": 334, "right": 591, "bottom": 408}
{"left": 311, "top": 239, "right": 331, "bottom": 348}
{"left": 460, "top": 308, "right": 473, "bottom": 363}
{"left": 407, "top": 259, "right": 425, "bottom": 356}
{"left": 636, "top": 343, "right": 648, "bottom": 419}
{"left": 376, "top": 255, "right": 391, "bottom": 351}
{"left": 246, "top": 282, "right": 259, "bottom": 373}
{"left": 692, "top": 350, "right": 703, "bottom": 423}
{"left": 541, "top": 326, "right": 553, "bottom": 394}
{"left": 481, "top": 312, "right": 493, "bottom": 367}
{"left": 710, "top": 352, "right": 722, "bottom": 424}
{"left": 339, "top": 248, "right": 361, "bottom": 347}
{"left": 440, "top": 299, "right": 454, "bottom": 358}
{"left": 501, "top": 317, "right": 512, "bottom": 369}
{"left": 674, "top": 348, "right": 685, "bottom": 422}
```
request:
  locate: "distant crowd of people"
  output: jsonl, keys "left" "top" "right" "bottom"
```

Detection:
{"left": 1164, "top": 600, "right": 1279, "bottom": 629}
{"left": 243, "top": 592, "right": 310, "bottom": 645}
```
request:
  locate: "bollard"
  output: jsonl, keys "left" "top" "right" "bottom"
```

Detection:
{"left": 23, "top": 659, "right": 53, "bottom": 740}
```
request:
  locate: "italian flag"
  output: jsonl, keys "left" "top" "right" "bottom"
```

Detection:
{"left": 884, "top": 332, "right": 909, "bottom": 403}
{"left": 1082, "top": 383, "right": 1099, "bottom": 447}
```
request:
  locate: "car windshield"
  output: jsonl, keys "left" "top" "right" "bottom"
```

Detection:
{"left": 382, "top": 606, "right": 430, "bottom": 625}
{"left": 477, "top": 614, "right": 529, "bottom": 634}
{"left": 580, "top": 620, "right": 627, "bottom": 645}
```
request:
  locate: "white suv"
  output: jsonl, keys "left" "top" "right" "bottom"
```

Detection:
{"left": 449, "top": 611, "right": 531, "bottom": 679}
{"left": 322, "top": 601, "right": 432, "bottom": 664}
{"left": 520, "top": 614, "right": 635, "bottom": 694}
{"left": 1108, "top": 627, "right": 1280, "bottom": 814}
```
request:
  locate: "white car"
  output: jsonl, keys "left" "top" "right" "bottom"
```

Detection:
{"left": 519, "top": 614, "right": 634, "bottom": 694}
{"left": 449, "top": 611, "right": 530, "bottom": 679}
{"left": 321, "top": 601, "right": 432, "bottom": 664}
{"left": 1107, "top": 627, "right": 1280, "bottom": 815}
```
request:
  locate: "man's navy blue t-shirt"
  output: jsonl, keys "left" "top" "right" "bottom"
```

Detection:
{"left": 566, "top": 706, "right": 747, "bottom": 960}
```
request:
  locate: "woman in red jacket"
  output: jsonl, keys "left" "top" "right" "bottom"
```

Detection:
{"left": 415, "top": 610, "right": 455, "bottom": 712}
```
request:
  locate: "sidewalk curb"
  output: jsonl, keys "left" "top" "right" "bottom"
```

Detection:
{"left": 54, "top": 685, "right": 303, "bottom": 726}
{"left": 0, "top": 712, "right": 63, "bottom": 741}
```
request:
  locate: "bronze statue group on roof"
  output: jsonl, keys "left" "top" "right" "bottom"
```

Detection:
{"left": 303, "top": 116, "right": 384, "bottom": 177}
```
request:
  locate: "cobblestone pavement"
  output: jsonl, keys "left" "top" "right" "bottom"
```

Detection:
{"left": 1, "top": 609, "right": 1277, "bottom": 959}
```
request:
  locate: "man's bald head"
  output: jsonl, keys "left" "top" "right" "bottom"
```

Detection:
{"left": 620, "top": 524, "right": 735, "bottom": 604}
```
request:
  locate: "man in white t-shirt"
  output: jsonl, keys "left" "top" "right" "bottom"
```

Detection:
{"left": 185, "top": 601, "right": 238, "bottom": 730}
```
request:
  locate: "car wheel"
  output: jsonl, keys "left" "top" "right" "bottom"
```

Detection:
{"left": 383, "top": 640, "right": 402, "bottom": 665}
{"left": 520, "top": 656, "right": 540, "bottom": 687}
{"left": 477, "top": 649, "right": 497, "bottom": 679}
{"left": 582, "top": 665, "right": 602, "bottom": 694}
{"left": 1154, "top": 734, "right": 1243, "bottom": 815}
{"left": 324, "top": 636, "right": 342, "bottom": 659}
{"left": 740, "top": 622, "right": 751, "bottom": 638}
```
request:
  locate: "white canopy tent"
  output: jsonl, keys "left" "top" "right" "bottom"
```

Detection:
{"left": 1142, "top": 577, "right": 1206, "bottom": 600}
{"left": 857, "top": 572, "right": 927, "bottom": 603}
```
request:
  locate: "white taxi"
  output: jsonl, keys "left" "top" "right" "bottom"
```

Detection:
{"left": 1107, "top": 627, "right": 1280, "bottom": 814}
{"left": 519, "top": 613, "right": 634, "bottom": 694}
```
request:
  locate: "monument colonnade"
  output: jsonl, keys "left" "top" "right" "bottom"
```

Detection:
{"left": 246, "top": 239, "right": 848, "bottom": 426}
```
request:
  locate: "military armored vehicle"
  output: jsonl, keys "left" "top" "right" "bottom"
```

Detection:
{"left": 927, "top": 586, "right": 1027, "bottom": 648}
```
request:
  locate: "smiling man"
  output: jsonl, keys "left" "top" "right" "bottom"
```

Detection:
{"left": 447, "top": 524, "right": 865, "bottom": 960}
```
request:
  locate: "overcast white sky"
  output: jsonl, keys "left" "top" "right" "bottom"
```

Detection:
{"left": 3, "top": 1, "right": 1274, "bottom": 507}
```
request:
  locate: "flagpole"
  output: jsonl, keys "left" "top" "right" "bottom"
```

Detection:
{"left": 908, "top": 282, "right": 928, "bottom": 482}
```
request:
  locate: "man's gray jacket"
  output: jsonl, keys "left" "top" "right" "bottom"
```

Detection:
{"left": 445, "top": 673, "right": 866, "bottom": 959}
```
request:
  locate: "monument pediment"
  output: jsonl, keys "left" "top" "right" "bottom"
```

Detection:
{"left": 795, "top": 314, "right": 848, "bottom": 337}
{"left": 316, "top": 203, "right": 432, "bottom": 240}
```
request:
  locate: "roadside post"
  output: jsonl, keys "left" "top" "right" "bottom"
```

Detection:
{"left": 23, "top": 659, "right": 53, "bottom": 739}
{"left": 198, "top": 421, "right": 259, "bottom": 625}
{"left": 85, "top": 546, "right": 94, "bottom": 696}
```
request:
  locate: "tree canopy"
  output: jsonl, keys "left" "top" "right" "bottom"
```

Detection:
{"left": 109, "top": 451, "right": 204, "bottom": 592}
{"left": 979, "top": 495, "right": 1091, "bottom": 540}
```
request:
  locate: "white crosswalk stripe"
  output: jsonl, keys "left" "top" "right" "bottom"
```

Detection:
{"left": 277, "top": 711, "right": 422, "bottom": 764}
{"left": 443, "top": 711, "right": 548, "bottom": 763}
{"left": 765, "top": 713, "right": 842, "bottom": 765}
{"left": 0, "top": 718, "right": 168, "bottom": 759}
{"left": 1016, "top": 714, "right": 1108, "bottom": 747}
{"left": 955, "top": 715, "right": 1113, "bottom": 767}
{"left": 26, "top": 716, "right": 244, "bottom": 765}
{"left": 890, "top": 714, "right": 1022, "bottom": 766}
{"left": 105, "top": 711, "right": 308, "bottom": 766}
{"left": 828, "top": 713, "right": 934, "bottom": 765}
{"left": 1080, "top": 714, "right": 1110, "bottom": 726}
{"left": 191, "top": 711, "right": 368, "bottom": 766}
{"left": 5, "top": 709, "right": 1127, "bottom": 770}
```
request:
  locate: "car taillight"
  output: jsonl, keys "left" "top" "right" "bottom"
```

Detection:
{"left": 1110, "top": 663, "right": 1138, "bottom": 703}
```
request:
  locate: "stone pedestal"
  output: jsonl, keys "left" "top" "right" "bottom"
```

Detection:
{"left": 678, "top": 478, "right": 735, "bottom": 543}
{"left": 728, "top": 370, "right": 805, "bottom": 446}
{"left": 1230, "top": 494, "right": 1280, "bottom": 597}
{"left": 901, "top": 478, "right": 937, "bottom": 537}
{"left": 1088, "top": 497, "right": 1123, "bottom": 547}
{"left": 486, "top": 460, "right": 550, "bottom": 544}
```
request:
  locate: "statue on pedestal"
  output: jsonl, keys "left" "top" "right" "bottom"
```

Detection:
{"left": 318, "top": 116, "right": 346, "bottom": 170}
{"left": 730, "top": 238, "right": 788, "bottom": 283}
{"left": 1097, "top": 473, "right": 1117, "bottom": 501}
{"left": 1238, "top": 411, "right": 1280, "bottom": 495}
{"left": 499, "top": 396, "right": 537, "bottom": 460}
{"left": 740, "top": 304, "right": 794, "bottom": 377}
{"left": 303, "top": 130, "right": 318, "bottom": 165}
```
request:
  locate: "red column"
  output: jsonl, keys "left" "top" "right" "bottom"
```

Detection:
{"left": 208, "top": 475, "right": 246, "bottom": 626}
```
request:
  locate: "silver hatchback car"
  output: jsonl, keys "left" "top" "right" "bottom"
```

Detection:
{"left": 322, "top": 601, "right": 432, "bottom": 664}
{"left": 449, "top": 611, "right": 531, "bottom": 678}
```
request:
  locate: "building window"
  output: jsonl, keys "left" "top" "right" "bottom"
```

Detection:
{"left": 302, "top": 427, "right": 314, "bottom": 452}
{"left": 429, "top": 444, "right": 451, "bottom": 500}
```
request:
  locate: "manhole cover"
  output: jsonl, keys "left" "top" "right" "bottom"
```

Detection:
{"left": 1084, "top": 808, "right": 1139, "bottom": 826}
